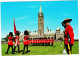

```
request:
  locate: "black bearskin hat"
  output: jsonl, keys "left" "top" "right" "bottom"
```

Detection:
{"left": 48, "top": 37, "right": 50, "bottom": 39}
{"left": 24, "top": 30, "right": 29, "bottom": 35}
{"left": 9, "top": 32, "right": 13, "bottom": 37}
{"left": 16, "top": 31, "right": 20, "bottom": 36}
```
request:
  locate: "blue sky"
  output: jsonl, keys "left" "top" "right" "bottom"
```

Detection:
{"left": 1, "top": 1, "right": 78, "bottom": 39}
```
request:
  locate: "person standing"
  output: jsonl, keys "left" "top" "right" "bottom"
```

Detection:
{"left": 14, "top": 31, "right": 20, "bottom": 53}
{"left": 62, "top": 18, "right": 74, "bottom": 54}
{"left": 44, "top": 38, "right": 46, "bottom": 46}
{"left": 42, "top": 38, "right": 44, "bottom": 46}
{"left": 22, "top": 30, "right": 30, "bottom": 54}
{"left": 51, "top": 38, "right": 54, "bottom": 46}
{"left": 30, "top": 38, "right": 32, "bottom": 45}
{"left": 45, "top": 38, "right": 47, "bottom": 46}
{"left": 5, "top": 32, "right": 14, "bottom": 54}
{"left": 38, "top": 38, "right": 40, "bottom": 46}
{"left": 47, "top": 37, "right": 50, "bottom": 46}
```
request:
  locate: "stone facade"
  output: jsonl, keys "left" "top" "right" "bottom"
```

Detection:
{"left": 55, "top": 27, "right": 64, "bottom": 40}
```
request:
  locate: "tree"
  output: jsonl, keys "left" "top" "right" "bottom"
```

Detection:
{"left": 58, "top": 37, "right": 63, "bottom": 41}
{"left": 4, "top": 35, "right": 9, "bottom": 42}
{"left": 1, "top": 38, "right": 5, "bottom": 42}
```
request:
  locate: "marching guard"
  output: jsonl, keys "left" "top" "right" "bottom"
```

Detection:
{"left": 62, "top": 18, "right": 74, "bottom": 54}
{"left": 5, "top": 32, "right": 14, "bottom": 54}
{"left": 22, "top": 30, "right": 30, "bottom": 54}
{"left": 47, "top": 37, "right": 50, "bottom": 46}
{"left": 14, "top": 31, "right": 20, "bottom": 53}
{"left": 51, "top": 38, "right": 54, "bottom": 46}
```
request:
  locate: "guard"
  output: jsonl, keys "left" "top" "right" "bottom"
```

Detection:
{"left": 51, "top": 38, "right": 54, "bottom": 46}
{"left": 22, "top": 30, "right": 30, "bottom": 54}
{"left": 5, "top": 32, "right": 14, "bottom": 54}
{"left": 47, "top": 37, "right": 50, "bottom": 46}
{"left": 14, "top": 31, "right": 20, "bottom": 53}
{"left": 62, "top": 18, "right": 74, "bottom": 54}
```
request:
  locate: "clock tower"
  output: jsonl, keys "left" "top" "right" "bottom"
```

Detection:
{"left": 38, "top": 5, "right": 44, "bottom": 38}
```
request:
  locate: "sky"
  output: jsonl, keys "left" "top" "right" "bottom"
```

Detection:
{"left": 1, "top": 1, "right": 78, "bottom": 39}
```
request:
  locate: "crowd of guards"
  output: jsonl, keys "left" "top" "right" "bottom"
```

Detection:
{"left": 5, "top": 30, "right": 30, "bottom": 54}
{"left": 5, "top": 30, "right": 54, "bottom": 54}
{"left": 28, "top": 38, "right": 54, "bottom": 46}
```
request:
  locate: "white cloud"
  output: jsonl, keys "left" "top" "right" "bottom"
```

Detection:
{"left": 16, "top": 16, "right": 29, "bottom": 20}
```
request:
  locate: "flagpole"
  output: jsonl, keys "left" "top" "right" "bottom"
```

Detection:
{"left": 13, "top": 18, "right": 17, "bottom": 47}
{"left": 13, "top": 17, "right": 17, "bottom": 34}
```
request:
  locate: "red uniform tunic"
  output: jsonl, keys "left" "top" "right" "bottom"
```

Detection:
{"left": 28, "top": 40, "right": 30, "bottom": 44}
{"left": 64, "top": 25, "right": 74, "bottom": 44}
{"left": 42, "top": 39, "right": 44, "bottom": 43}
{"left": 41, "top": 40, "right": 42, "bottom": 43}
{"left": 8, "top": 37, "right": 14, "bottom": 45}
{"left": 39, "top": 40, "right": 41, "bottom": 43}
{"left": 31, "top": 40, "right": 32, "bottom": 43}
{"left": 34, "top": 40, "right": 36, "bottom": 43}
{"left": 37, "top": 39, "right": 38, "bottom": 43}
{"left": 23, "top": 36, "right": 29, "bottom": 45}
{"left": 51, "top": 39, "right": 54, "bottom": 43}
{"left": 30, "top": 40, "right": 32, "bottom": 43}
{"left": 43, "top": 39, "right": 45, "bottom": 43}
{"left": 35, "top": 39, "right": 37, "bottom": 43}
{"left": 15, "top": 36, "right": 19, "bottom": 45}
{"left": 38, "top": 39, "right": 39, "bottom": 43}
{"left": 32, "top": 40, "right": 34, "bottom": 43}
{"left": 46, "top": 39, "right": 48, "bottom": 43}
{"left": 44, "top": 39, "right": 47, "bottom": 43}
{"left": 48, "top": 39, "right": 50, "bottom": 43}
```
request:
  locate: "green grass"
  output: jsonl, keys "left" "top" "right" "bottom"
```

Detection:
{"left": 1, "top": 41, "right": 79, "bottom": 56}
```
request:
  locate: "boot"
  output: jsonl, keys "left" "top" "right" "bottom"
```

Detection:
{"left": 5, "top": 52, "right": 8, "bottom": 54}
{"left": 22, "top": 52, "right": 25, "bottom": 54}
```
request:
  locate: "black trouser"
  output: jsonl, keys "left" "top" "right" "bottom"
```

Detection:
{"left": 33, "top": 43, "right": 35, "bottom": 46}
{"left": 51, "top": 43, "right": 53, "bottom": 46}
{"left": 38, "top": 43, "right": 40, "bottom": 46}
{"left": 35, "top": 43, "right": 37, "bottom": 46}
{"left": 41, "top": 43, "right": 43, "bottom": 46}
{"left": 65, "top": 44, "right": 73, "bottom": 54}
{"left": 23, "top": 45, "right": 28, "bottom": 53}
{"left": 6, "top": 45, "right": 14, "bottom": 53}
{"left": 45, "top": 43, "right": 47, "bottom": 46}
{"left": 42, "top": 43, "right": 44, "bottom": 46}
{"left": 14, "top": 45, "right": 20, "bottom": 53}
{"left": 47, "top": 43, "right": 50, "bottom": 46}
{"left": 37, "top": 43, "right": 38, "bottom": 46}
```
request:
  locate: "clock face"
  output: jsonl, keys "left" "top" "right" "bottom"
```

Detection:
{"left": 40, "top": 14, "right": 41, "bottom": 16}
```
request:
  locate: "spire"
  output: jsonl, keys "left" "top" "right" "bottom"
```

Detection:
{"left": 39, "top": 5, "right": 42, "bottom": 13}
{"left": 57, "top": 27, "right": 60, "bottom": 30}
{"left": 47, "top": 26, "right": 48, "bottom": 29}
{"left": 50, "top": 29, "right": 51, "bottom": 32}
{"left": 47, "top": 26, "right": 49, "bottom": 32}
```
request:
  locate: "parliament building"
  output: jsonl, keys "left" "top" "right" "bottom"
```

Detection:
{"left": 19, "top": 5, "right": 64, "bottom": 41}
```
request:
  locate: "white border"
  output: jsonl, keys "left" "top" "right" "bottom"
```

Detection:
{"left": 0, "top": 0, "right": 80, "bottom": 57}
{"left": 78, "top": 0, "right": 80, "bottom": 55}
{"left": 0, "top": 0, "right": 78, "bottom": 2}
{"left": 0, "top": 2, "right": 1, "bottom": 57}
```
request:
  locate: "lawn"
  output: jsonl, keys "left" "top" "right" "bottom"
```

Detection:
{"left": 1, "top": 41, "right": 79, "bottom": 56}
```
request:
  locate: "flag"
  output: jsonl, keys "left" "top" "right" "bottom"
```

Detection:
{"left": 13, "top": 18, "right": 17, "bottom": 34}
